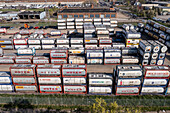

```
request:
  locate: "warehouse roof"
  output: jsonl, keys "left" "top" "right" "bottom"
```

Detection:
{"left": 58, "top": 8, "right": 116, "bottom": 13}
{"left": 18, "top": 11, "right": 45, "bottom": 15}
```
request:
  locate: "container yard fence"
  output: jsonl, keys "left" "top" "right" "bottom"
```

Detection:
{"left": 0, "top": 97, "right": 170, "bottom": 107}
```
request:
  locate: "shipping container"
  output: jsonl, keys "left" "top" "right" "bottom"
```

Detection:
{"left": 122, "top": 56, "right": 139, "bottom": 64}
{"left": 0, "top": 39, "right": 13, "bottom": 45}
{"left": 104, "top": 58, "right": 121, "bottom": 64}
{"left": 12, "top": 77, "right": 36, "bottom": 85}
{"left": 112, "top": 43, "right": 125, "bottom": 48}
{"left": 69, "top": 47, "right": 85, "bottom": 54}
{"left": 41, "top": 45, "right": 55, "bottom": 50}
{"left": 39, "top": 85, "right": 62, "bottom": 93}
{"left": 115, "top": 87, "right": 140, "bottom": 95}
{"left": 116, "top": 65, "right": 142, "bottom": 78}
{"left": 33, "top": 56, "right": 49, "bottom": 64}
{"left": 70, "top": 38, "right": 83, "bottom": 44}
{"left": 38, "top": 77, "right": 61, "bottom": 84}
{"left": 57, "top": 19, "right": 66, "bottom": 23}
{"left": 89, "top": 79, "right": 112, "bottom": 86}
{"left": 147, "top": 40, "right": 160, "bottom": 53}
{"left": 0, "top": 28, "right": 7, "bottom": 33}
{"left": 15, "top": 56, "right": 32, "bottom": 64}
{"left": 15, "top": 45, "right": 28, "bottom": 49}
{"left": 41, "top": 39, "right": 55, "bottom": 44}
{"left": 57, "top": 45, "right": 69, "bottom": 48}
{"left": 69, "top": 56, "right": 85, "bottom": 64}
{"left": 0, "top": 72, "right": 12, "bottom": 84}
{"left": 85, "top": 45, "right": 98, "bottom": 48}
{"left": 122, "top": 47, "right": 138, "bottom": 55}
{"left": 143, "top": 65, "right": 169, "bottom": 78}
{"left": 63, "top": 85, "right": 87, "bottom": 94}
{"left": 141, "top": 87, "right": 165, "bottom": 94}
{"left": 62, "top": 64, "right": 87, "bottom": 77}
{"left": 28, "top": 39, "right": 41, "bottom": 45}
{"left": 13, "top": 39, "right": 27, "bottom": 45}
{"left": 51, "top": 59, "right": 67, "bottom": 64}
{"left": 117, "top": 79, "right": 141, "bottom": 86}
{"left": 19, "top": 30, "right": 30, "bottom": 35}
{"left": 63, "top": 77, "right": 86, "bottom": 85}
{"left": 50, "top": 50, "right": 68, "bottom": 59}
{"left": 138, "top": 48, "right": 150, "bottom": 59}
{"left": 10, "top": 64, "right": 36, "bottom": 77}
{"left": 0, "top": 57, "right": 14, "bottom": 64}
{"left": 17, "top": 48, "right": 35, "bottom": 56}
{"left": 143, "top": 79, "right": 168, "bottom": 86}
{"left": 89, "top": 86, "right": 112, "bottom": 94}
{"left": 56, "top": 38, "right": 69, "bottom": 44}
{"left": 15, "top": 85, "right": 37, "bottom": 92}
{"left": 0, "top": 45, "right": 13, "bottom": 50}
{"left": 155, "top": 41, "right": 168, "bottom": 53}
{"left": 37, "top": 64, "right": 61, "bottom": 77}
{"left": 0, "top": 85, "right": 14, "bottom": 92}
{"left": 29, "top": 45, "right": 41, "bottom": 50}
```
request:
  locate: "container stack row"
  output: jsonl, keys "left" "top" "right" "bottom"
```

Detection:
{"left": 144, "top": 20, "right": 170, "bottom": 48}
{"left": 0, "top": 64, "right": 169, "bottom": 95}
{"left": 115, "top": 65, "right": 142, "bottom": 95}
{"left": 122, "top": 24, "right": 141, "bottom": 48}
{"left": 141, "top": 65, "right": 170, "bottom": 95}
{"left": 138, "top": 40, "right": 168, "bottom": 66}
{"left": 57, "top": 18, "right": 118, "bottom": 30}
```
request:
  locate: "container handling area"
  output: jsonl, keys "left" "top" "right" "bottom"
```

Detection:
{"left": 0, "top": 17, "right": 169, "bottom": 96}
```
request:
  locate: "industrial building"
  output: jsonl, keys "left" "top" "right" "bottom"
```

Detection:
{"left": 0, "top": 11, "right": 19, "bottom": 20}
{"left": 57, "top": 8, "right": 117, "bottom": 19}
{"left": 18, "top": 11, "right": 46, "bottom": 19}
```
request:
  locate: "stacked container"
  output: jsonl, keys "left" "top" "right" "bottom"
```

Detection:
{"left": 86, "top": 47, "right": 103, "bottom": 64}
{"left": 28, "top": 37, "right": 41, "bottom": 50}
{"left": 41, "top": 38, "right": 55, "bottom": 50}
{"left": 108, "top": 28, "right": 115, "bottom": 37}
{"left": 56, "top": 38, "right": 69, "bottom": 48}
{"left": 57, "top": 19, "right": 66, "bottom": 30}
{"left": 88, "top": 73, "right": 113, "bottom": 95}
{"left": 13, "top": 34, "right": 28, "bottom": 49}
{"left": 102, "top": 18, "right": 110, "bottom": 27}
{"left": 122, "top": 47, "right": 139, "bottom": 64}
{"left": 138, "top": 40, "right": 152, "bottom": 65}
{"left": 94, "top": 18, "right": 102, "bottom": 26}
{"left": 0, "top": 53, "right": 16, "bottom": 64}
{"left": 67, "top": 18, "right": 75, "bottom": 29}
{"left": 70, "top": 38, "right": 83, "bottom": 47}
{"left": 50, "top": 48, "right": 68, "bottom": 64}
{"left": 62, "top": 64, "right": 87, "bottom": 94}
{"left": 110, "top": 19, "right": 117, "bottom": 28}
{"left": 141, "top": 65, "right": 169, "bottom": 95}
{"left": 75, "top": 18, "right": 83, "bottom": 29}
{"left": 97, "top": 29, "right": 109, "bottom": 39}
{"left": 115, "top": 65, "right": 142, "bottom": 95}
{"left": 37, "top": 64, "right": 62, "bottom": 93}
{"left": 0, "top": 72, "right": 14, "bottom": 92}
{"left": 84, "top": 23, "right": 96, "bottom": 38}
{"left": 104, "top": 47, "right": 121, "bottom": 65}
{"left": 99, "top": 38, "right": 112, "bottom": 48}
{"left": 68, "top": 47, "right": 85, "bottom": 64}
{"left": 84, "top": 38, "right": 98, "bottom": 48}
{"left": 10, "top": 64, "right": 38, "bottom": 93}
{"left": 0, "top": 39, "right": 13, "bottom": 50}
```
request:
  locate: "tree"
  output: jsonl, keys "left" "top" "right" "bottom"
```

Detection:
{"left": 91, "top": 98, "right": 107, "bottom": 113}
{"left": 110, "top": 101, "right": 119, "bottom": 113}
